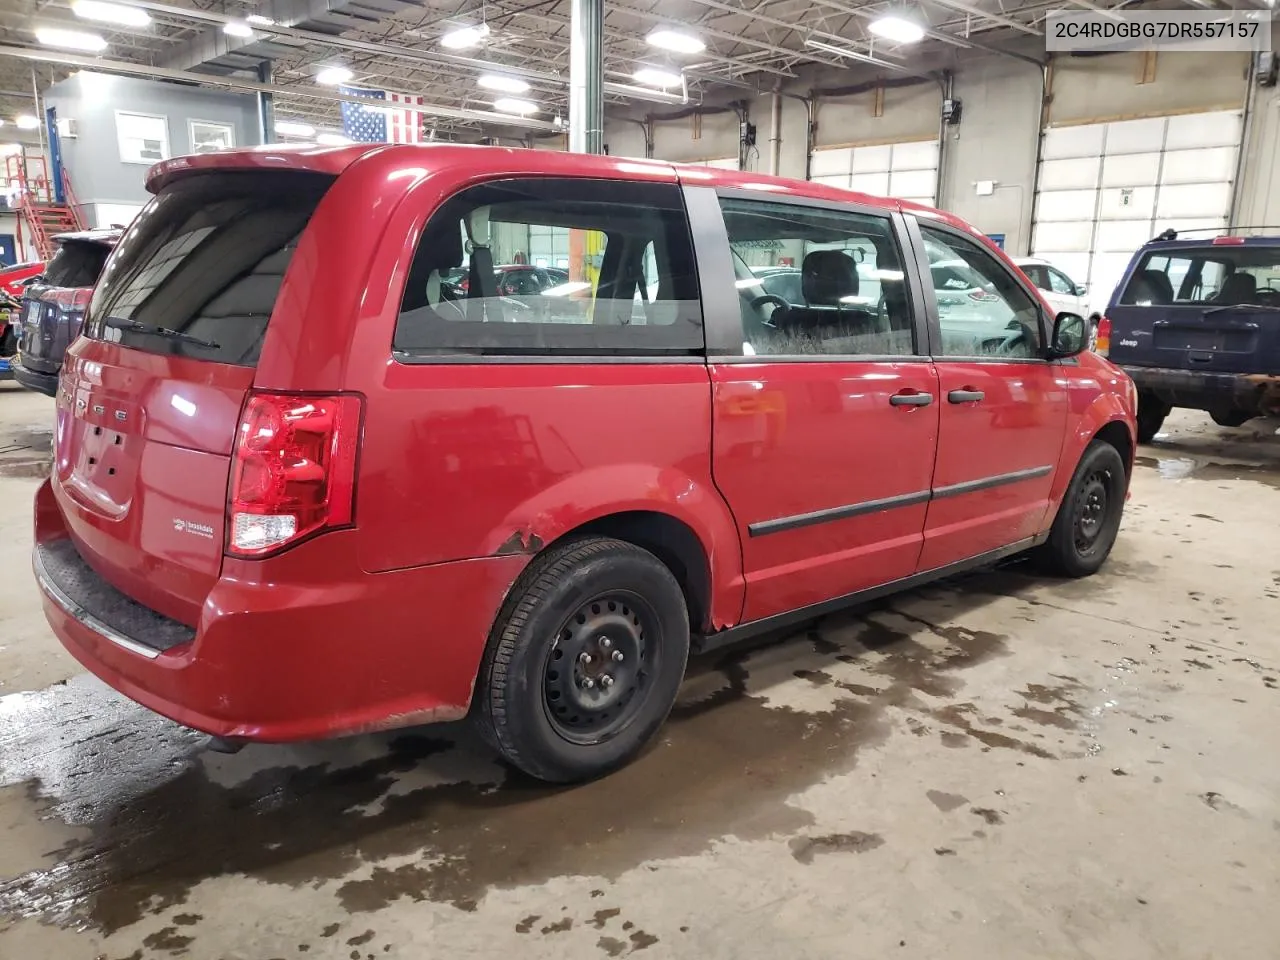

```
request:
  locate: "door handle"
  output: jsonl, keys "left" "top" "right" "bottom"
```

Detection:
{"left": 948, "top": 389, "right": 985, "bottom": 404}
{"left": 890, "top": 391, "right": 933, "bottom": 407}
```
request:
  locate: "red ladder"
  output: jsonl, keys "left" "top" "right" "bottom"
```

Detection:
{"left": 5, "top": 153, "right": 86, "bottom": 260}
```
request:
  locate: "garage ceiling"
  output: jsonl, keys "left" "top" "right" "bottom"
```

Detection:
{"left": 0, "top": 0, "right": 1168, "bottom": 142}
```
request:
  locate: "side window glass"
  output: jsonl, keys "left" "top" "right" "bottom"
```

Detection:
{"left": 719, "top": 197, "right": 915, "bottom": 357}
{"left": 921, "top": 227, "right": 1042, "bottom": 359}
{"left": 1048, "top": 268, "right": 1075, "bottom": 295}
{"left": 1023, "top": 265, "right": 1049, "bottom": 290}
{"left": 395, "top": 179, "right": 702, "bottom": 356}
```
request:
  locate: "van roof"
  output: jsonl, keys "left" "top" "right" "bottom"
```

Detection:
{"left": 145, "top": 142, "right": 983, "bottom": 242}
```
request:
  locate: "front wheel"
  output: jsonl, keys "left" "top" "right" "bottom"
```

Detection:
{"left": 474, "top": 536, "right": 690, "bottom": 783}
{"left": 1035, "top": 441, "right": 1128, "bottom": 578}
{"left": 1209, "top": 409, "right": 1253, "bottom": 428}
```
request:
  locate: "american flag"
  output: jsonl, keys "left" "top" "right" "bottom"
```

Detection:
{"left": 339, "top": 86, "right": 424, "bottom": 144}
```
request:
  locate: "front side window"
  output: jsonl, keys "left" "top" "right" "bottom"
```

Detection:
{"left": 1119, "top": 246, "right": 1280, "bottom": 308}
{"left": 1021, "top": 264, "right": 1049, "bottom": 290}
{"left": 719, "top": 197, "right": 915, "bottom": 357}
{"left": 921, "top": 227, "right": 1043, "bottom": 359}
{"left": 394, "top": 179, "right": 702, "bottom": 357}
{"left": 1048, "top": 268, "right": 1077, "bottom": 296}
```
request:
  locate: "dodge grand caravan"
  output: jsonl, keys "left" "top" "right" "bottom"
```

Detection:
{"left": 34, "top": 145, "right": 1137, "bottom": 783}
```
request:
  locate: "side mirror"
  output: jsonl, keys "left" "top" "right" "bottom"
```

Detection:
{"left": 1075, "top": 283, "right": 1088, "bottom": 297}
{"left": 1049, "top": 313, "right": 1088, "bottom": 358}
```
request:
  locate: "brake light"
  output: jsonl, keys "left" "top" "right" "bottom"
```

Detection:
{"left": 1212, "top": 236, "right": 1246, "bottom": 245}
{"left": 228, "top": 392, "right": 363, "bottom": 556}
{"left": 967, "top": 289, "right": 1000, "bottom": 302}
{"left": 1095, "top": 315, "right": 1112, "bottom": 356}
{"left": 44, "top": 288, "right": 92, "bottom": 312}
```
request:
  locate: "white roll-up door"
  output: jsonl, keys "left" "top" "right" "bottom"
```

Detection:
{"left": 1032, "top": 109, "right": 1242, "bottom": 313}
{"left": 809, "top": 139, "right": 939, "bottom": 207}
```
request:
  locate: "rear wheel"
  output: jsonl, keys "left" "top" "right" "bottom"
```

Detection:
{"left": 1209, "top": 409, "right": 1253, "bottom": 428}
{"left": 1136, "top": 391, "right": 1171, "bottom": 443}
{"left": 474, "top": 536, "right": 689, "bottom": 783}
{"left": 1036, "top": 440, "right": 1127, "bottom": 578}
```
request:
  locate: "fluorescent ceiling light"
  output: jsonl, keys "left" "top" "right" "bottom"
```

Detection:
{"left": 35, "top": 27, "right": 108, "bottom": 52}
{"left": 868, "top": 14, "right": 925, "bottom": 44}
{"left": 493, "top": 97, "right": 538, "bottom": 115}
{"left": 71, "top": 1, "right": 151, "bottom": 27}
{"left": 274, "top": 120, "right": 316, "bottom": 137}
{"left": 646, "top": 29, "right": 705, "bottom": 55}
{"left": 15, "top": 115, "right": 40, "bottom": 130}
{"left": 246, "top": 14, "right": 275, "bottom": 25}
{"left": 315, "top": 65, "right": 353, "bottom": 85}
{"left": 633, "top": 67, "right": 683, "bottom": 88}
{"left": 316, "top": 133, "right": 352, "bottom": 145}
{"left": 478, "top": 74, "right": 530, "bottom": 94}
{"left": 441, "top": 23, "right": 490, "bottom": 49}
{"left": 223, "top": 21, "right": 253, "bottom": 38}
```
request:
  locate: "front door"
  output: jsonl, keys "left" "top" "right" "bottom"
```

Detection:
{"left": 912, "top": 222, "right": 1070, "bottom": 571}
{"left": 698, "top": 190, "right": 939, "bottom": 624}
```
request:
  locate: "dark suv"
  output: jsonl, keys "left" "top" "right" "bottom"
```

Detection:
{"left": 1101, "top": 232, "right": 1280, "bottom": 441}
{"left": 13, "top": 229, "right": 121, "bottom": 397}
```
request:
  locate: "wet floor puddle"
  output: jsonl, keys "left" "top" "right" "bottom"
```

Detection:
{"left": 1135, "top": 453, "right": 1280, "bottom": 489}
{"left": 0, "top": 577, "right": 1097, "bottom": 941}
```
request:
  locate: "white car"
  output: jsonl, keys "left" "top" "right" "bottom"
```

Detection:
{"left": 1013, "top": 258, "right": 1093, "bottom": 321}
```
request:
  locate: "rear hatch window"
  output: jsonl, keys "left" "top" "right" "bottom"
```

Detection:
{"left": 44, "top": 240, "right": 112, "bottom": 288}
{"left": 82, "top": 171, "right": 333, "bottom": 366}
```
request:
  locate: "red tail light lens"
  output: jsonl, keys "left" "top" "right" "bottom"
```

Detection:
{"left": 228, "top": 392, "right": 363, "bottom": 557}
{"left": 1095, "top": 315, "right": 1112, "bottom": 356}
{"left": 44, "top": 288, "right": 93, "bottom": 311}
{"left": 967, "top": 289, "right": 1000, "bottom": 302}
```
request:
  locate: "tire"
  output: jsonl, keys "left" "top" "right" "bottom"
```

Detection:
{"left": 473, "top": 536, "right": 690, "bottom": 783}
{"left": 1209, "top": 409, "right": 1253, "bottom": 428}
{"left": 1036, "top": 440, "right": 1128, "bottom": 578}
{"left": 1135, "top": 391, "right": 1170, "bottom": 444}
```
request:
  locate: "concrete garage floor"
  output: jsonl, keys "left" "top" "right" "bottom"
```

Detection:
{"left": 0, "top": 383, "right": 1276, "bottom": 960}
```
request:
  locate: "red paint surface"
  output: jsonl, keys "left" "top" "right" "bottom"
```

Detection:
{"left": 35, "top": 144, "right": 1136, "bottom": 742}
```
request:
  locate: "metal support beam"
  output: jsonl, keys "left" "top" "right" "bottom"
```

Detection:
{"left": 569, "top": 0, "right": 604, "bottom": 153}
{"left": 925, "top": 0, "right": 1042, "bottom": 35}
{"left": 256, "top": 61, "right": 275, "bottom": 144}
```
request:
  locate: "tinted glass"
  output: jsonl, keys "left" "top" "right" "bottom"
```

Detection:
{"left": 921, "top": 227, "right": 1042, "bottom": 358}
{"left": 720, "top": 197, "right": 915, "bottom": 357}
{"left": 395, "top": 178, "right": 702, "bottom": 357}
{"left": 1119, "top": 246, "right": 1280, "bottom": 307}
{"left": 44, "top": 241, "right": 111, "bottom": 288}
{"left": 1048, "top": 268, "right": 1076, "bottom": 295}
{"left": 1021, "top": 264, "right": 1049, "bottom": 290}
{"left": 83, "top": 172, "right": 333, "bottom": 366}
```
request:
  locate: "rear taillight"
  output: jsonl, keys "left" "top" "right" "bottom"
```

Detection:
{"left": 44, "top": 289, "right": 92, "bottom": 312}
{"left": 967, "top": 289, "right": 1000, "bottom": 302}
{"left": 1095, "top": 316, "right": 1112, "bottom": 356}
{"left": 228, "top": 392, "right": 363, "bottom": 557}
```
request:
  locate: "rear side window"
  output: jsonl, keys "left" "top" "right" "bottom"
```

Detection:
{"left": 1119, "top": 246, "right": 1280, "bottom": 307}
{"left": 394, "top": 178, "right": 702, "bottom": 357}
{"left": 83, "top": 172, "right": 333, "bottom": 366}
{"left": 44, "top": 241, "right": 111, "bottom": 288}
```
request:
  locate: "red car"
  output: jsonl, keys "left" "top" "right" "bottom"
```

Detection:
{"left": 33, "top": 145, "right": 1137, "bottom": 783}
{"left": 0, "top": 259, "right": 46, "bottom": 299}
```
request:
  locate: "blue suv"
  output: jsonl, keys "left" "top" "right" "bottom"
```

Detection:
{"left": 1101, "top": 231, "right": 1280, "bottom": 441}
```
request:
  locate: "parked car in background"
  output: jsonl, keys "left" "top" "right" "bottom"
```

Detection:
{"left": 0, "top": 260, "right": 47, "bottom": 299}
{"left": 1014, "top": 258, "right": 1091, "bottom": 322}
{"left": 441, "top": 264, "right": 570, "bottom": 297}
{"left": 0, "top": 288, "right": 22, "bottom": 381}
{"left": 34, "top": 146, "right": 1135, "bottom": 785}
{"left": 13, "top": 229, "right": 121, "bottom": 397}
{"left": 1100, "top": 231, "right": 1280, "bottom": 441}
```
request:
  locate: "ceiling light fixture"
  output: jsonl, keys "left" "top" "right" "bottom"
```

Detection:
{"left": 441, "top": 23, "right": 490, "bottom": 49}
{"left": 223, "top": 21, "right": 254, "bottom": 38}
{"left": 246, "top": 14, "right": 276, "bottom": 26}
{"left": 493, "top": 97, "right": 538, "bottom": 115}
{"left": 274, "top": 120, "right": 316, "bottom": 137}
{"left": 646, "top": 28, "right": 705, "bottom": 55}
{"left": 15, "top": 115, "right": 40, "bottom": 130}
{"left": 868, "top": 13, "right": 926, "bottom": 44}
{"left": 478, "top": 74, "right": 531, "bottom": 94}
{"left": 34, "top": 27, "right": 108, "bottom": 52}
{"left": 633, "top": 67, "right": 683, "bottom": 88}
{"left": 315, "top": 65, "right": 353, "bottom": 85}
{"left": 316, "top": 132, "right": 352, "bottom": 145}
{"left": 70, "top": 0, "right": 150, "bottom": 27}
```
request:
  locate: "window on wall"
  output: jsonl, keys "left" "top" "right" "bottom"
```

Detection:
{"left": 920, "top": 226, "right": 1043, "bottom": 359}
{"left": 189, "top": 120, "right": 235, "bottom": 154}
{"left": 394, "top": 178, "right": 702, "bottom": 357}
{"left": 116, "top": 112, "right": 170, "bottom": 164}
{"left": 719, "top": 196, "right": 915, "bottom": 357}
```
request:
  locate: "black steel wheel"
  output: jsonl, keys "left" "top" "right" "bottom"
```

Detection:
{"left": 474, "top": 536, "right": 690, "bottom": 783}
{"left": 1036, "top": 440, "right": 1128, "bottom": 578}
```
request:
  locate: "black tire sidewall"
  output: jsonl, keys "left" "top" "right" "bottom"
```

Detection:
{"left": 490, "top": 541, "right": 689, "bottom": 782}
{"left": 1050, "top": 442, "right": 1127, "bottom": 576}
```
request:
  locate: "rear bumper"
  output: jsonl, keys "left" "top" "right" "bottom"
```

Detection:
{"left": 34, "top": 479, "right": 528, "bottom": 741}
{"left": 1120, "top": 365, "right": 1280, "bottom": 415}
{"left": 12, "top": 359, "right": 59, "bottom": 396}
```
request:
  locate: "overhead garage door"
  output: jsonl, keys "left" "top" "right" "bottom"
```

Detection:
{"left": 1032, "top": 109, "right": 1242, "bottom": 314}
{"left": 693, "top": 157, "right": 739, "bottom": 170}
{"left": 809, "top": 139, "right": 939, "bottom": 207}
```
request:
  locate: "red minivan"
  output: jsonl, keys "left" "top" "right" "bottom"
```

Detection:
{"left": 33, "top": 145, "right": 1136, "bottom": 782}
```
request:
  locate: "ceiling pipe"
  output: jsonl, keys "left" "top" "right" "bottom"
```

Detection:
{"left": 0, "top": 44, "right": 559, "bottom": 131}
{"left": 804, "top": 39, "right": 923, "bottom": 74}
